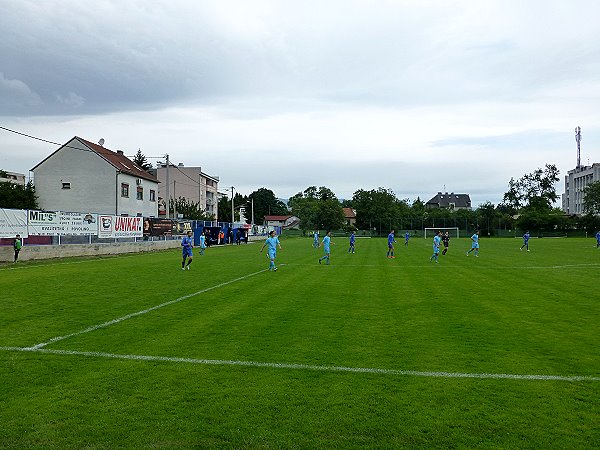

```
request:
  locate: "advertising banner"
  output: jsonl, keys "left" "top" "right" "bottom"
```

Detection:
{"left": 143, "top": 218, "right": 173, "bottom": 236}
{"left": 99, "top": 215, "right": 143, "bottom": 238}
{"left": 0, "top": 208, "right": 28, "bottom": 238}
{"left": 28, "top": 210, "right": 98, "bottom": 236}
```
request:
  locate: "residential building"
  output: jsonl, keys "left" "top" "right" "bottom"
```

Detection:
{"left": 31, "top": 137, "right": 159, "bottom": 216}
{"left": 0, "top": 170, "right": 26, "bottom": 186}
{"left": 264, "top": 215, "right": 301, "bottom": 229}
{"left": 343, "top": 207, "right": 357, "bottom": 227}
{"left": 562, "top": 163, "right": 600, "bottom": 215}
{"left": 426, "top": 192, "right": 471, "bottom": 210}
{"left": 151, "top": 164, "right": 219, "bottom": 218}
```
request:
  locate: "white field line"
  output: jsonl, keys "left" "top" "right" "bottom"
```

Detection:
{"left": 0, "top": 346, "right": 598, "bottom": 382}
{"left": 27, "top": 268, "right": 268, "bottom": 350}
{"left": 285, "top": 263, "right": 600, "bottom": 269}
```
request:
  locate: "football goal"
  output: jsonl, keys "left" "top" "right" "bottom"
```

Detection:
{"left": 424, "top": 227, "right": 460, "bottom": 239}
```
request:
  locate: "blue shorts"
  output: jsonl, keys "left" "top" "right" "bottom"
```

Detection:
{"left": 182, "top": 248, "right": 193, "bottom": 258}
{"left": 268, "top": 250, "right": 276, "bottom": 259}
{"left": 471, "top": 243, "right": 479, "bottom": 249}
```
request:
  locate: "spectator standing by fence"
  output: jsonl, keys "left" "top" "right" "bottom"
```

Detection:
{"left": 13, "top": 234, "right": 22, "bottom": 263}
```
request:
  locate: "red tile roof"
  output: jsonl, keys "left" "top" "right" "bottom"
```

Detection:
{"left": 264, "top": 215, "right": 293, "bottom": 221}
{"left": 76, "top": 137, "right": 158, "bottom": 182}
{"left": 343, "top": 207, "right": 356, "bottom": 218}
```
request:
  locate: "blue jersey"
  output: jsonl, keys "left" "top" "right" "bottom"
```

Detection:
{"left": 265, "top": 236, "right": 280, "bottom": 255}
{"left": 405, "top": 232, "right": 410, "bottom": 241}
{"left": 471, "top": 233, "right": 479, "bottom": 248}
{"left": 523, "top": 233, "right": 530, "bottom": 243}
{"left": 596, "top": 231, "right": 600, "bottom": 241}
{"left": 199, "top": 235, "right": 206, "bottom": 248}
{"left": 181, "top": 236, "right": 193, "bottom": 256}
{"left": 323, "top": 235, "right": 331, "bottom": 253}
{"left": 349, "top": 234, "right": 355, "bottom": 244}
{"left": 388, "top": 233, "right": 396, "bottom": 246}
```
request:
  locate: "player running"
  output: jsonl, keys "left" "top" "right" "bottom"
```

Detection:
{"left": 313, "top": 230, "right": 320, "bottom": 248}
{"left": 181, "top": 230, "right": 194, "bottom": 270}
{"left": 260, "top": 230, "right": 282, "bottom": 271}
{"left": 466, "top": 229, "right": 480, "bottom": 257}
{"left": 318, "top": 230, "right": 333, "bottom": 265}
{"left": 387, "top": 230, "right": 397, "bottom": 258}
{"left": 442, "top": 231, "right": 450, "bottom": 255}
{"left": 430, "top": 230, "right": 442, "bottom": 263}
{"left": 520, "top": 231, "right": 530, "bottom": 251}
{"left": 404, "top": 231, "right": 410, "bottom": 246}
{"left": 348, "top": 231, "right": 356, "bottom": 253}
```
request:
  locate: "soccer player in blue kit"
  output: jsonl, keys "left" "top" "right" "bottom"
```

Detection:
{"left": 430, "top": 230, "right": 442, "bottom": 263}
{"left": 313, "top": 230, "right": 319, "bottom": 248}
{"left": 466, "top": 229, "right": 480, "bottom": 257}
{"left": 520, "top": 231, "right": 530, "bottom": 251}
{"left": 260, "top": 230, "right": 282, "bottom": 271}
{"left": 387, "top": 230, "right": 396, "bottom": 258}
{"left": 595, "top": 230, "right": 600, "bottom": 248}
{"left": 319, "top": 231, "right": 333, "bottom": 264}
{"left": 404, "top": 231, "right": 410, "bottom": 246}
{"left": 348, "top": 231, "right": 356, "bottom": 253}
{"left": 181, "top": 230, "right": 194, "bottom": 270}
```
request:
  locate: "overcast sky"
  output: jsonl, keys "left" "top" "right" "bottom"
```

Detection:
{"left": 1, "top": 0, "right": 599, "bottom": 206}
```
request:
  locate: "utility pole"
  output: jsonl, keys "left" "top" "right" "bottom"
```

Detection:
{"left": 231, "top": 186, "right": 235, "bottom": 226}
{"left": 165, "top": 154, "right": 170, "bottom": 218}
{"left": 251, "top": 198, "right": 255, "bottom": 230}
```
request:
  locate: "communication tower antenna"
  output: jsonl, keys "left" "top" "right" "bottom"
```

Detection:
{"left": 575, "top": 126, "right": 581, "bottom": 168}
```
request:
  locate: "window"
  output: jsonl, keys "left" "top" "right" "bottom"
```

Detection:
{"left": 136, "top": 186, "right": 143, "bottom": 200}
{"left": 62, "top": 182, "right": 71, "bottom": 189}
{"left": 149, "top": 190, "right": 156, "bottom": 202}
{"left": 121, "top": 183, "right": 129, "bottom": 198}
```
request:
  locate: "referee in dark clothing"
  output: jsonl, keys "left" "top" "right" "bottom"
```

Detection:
{"left": 442, "top": 232, "right": 450, "bottom": 255}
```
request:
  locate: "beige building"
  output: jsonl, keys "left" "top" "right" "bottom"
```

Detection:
{"left": 562, "top": 163, "right": 600, "bottom": 215}
{"left": 0, "top": 170, "right": 26, "bottom": 186}
{"left": 151, "top": 164, "right": 219, "bottom": 218}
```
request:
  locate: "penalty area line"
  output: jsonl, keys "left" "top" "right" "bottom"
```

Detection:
{"left": 27, "top": 268, "right": 269, "bottom": 350}
{"left": 0, "top": 346, "right": 598, "bottom": 382}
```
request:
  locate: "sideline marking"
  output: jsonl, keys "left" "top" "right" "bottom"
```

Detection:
{"left": 27, "top": 268, "right": 268, "bottom": 350}
{"left": 1, "top": 346, "right": 598, "bottom": 382}
{"left": 284, "top": 263, "right": 600, "bottom": 270}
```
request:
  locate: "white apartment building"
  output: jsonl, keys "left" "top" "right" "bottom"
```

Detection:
{"left": 32, "top": 137, "right": 159, "bottom": 217}
{"left": 0, "top": 170, "right": 26, "bottom": 186}
{"left": 151, "top": 163, "right": 219, "bottom": 218}
{"left": 562, "top": 163, "right": 600, "bottom": 215}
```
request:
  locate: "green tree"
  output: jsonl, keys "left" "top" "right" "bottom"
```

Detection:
{"left": 0, "top": 181, "right": 38, "bottom": 209}
{"left": 247, "top": 188, "right": 287, "bottom": 224}
{"left": 290, "top": 186, "right": 344, "bottom": 231}
{"left": 217, "top": 193, "right": 245, "bottom": 223}
{"left": 502, "top": 164, "right": 560, "bottom": 211}
{"left": 582, "top": 180, "right": 600, "bottom": 215}
{"left": 169, "top": 197, "right": 214, "bottom": 220}
{"left": 132, "top": 149, "right": 153, "bottom": 172}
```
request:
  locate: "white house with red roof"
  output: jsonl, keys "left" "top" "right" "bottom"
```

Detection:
{"left": 31, "top": 137, "right": 159, "bottom": 217}
{"left": 263, "top": 215, "right": 300, "bottom": 229}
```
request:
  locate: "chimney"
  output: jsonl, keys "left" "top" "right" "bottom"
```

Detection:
{"left": 116, "top": 150, "right": 124, "bottom": 155}
{"left": 178, "top": 163, "right": 184, "bottom": 167}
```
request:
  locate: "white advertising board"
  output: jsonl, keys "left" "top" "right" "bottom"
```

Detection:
{"left": 0, "top": 208, "right": 28, "bottom": 238}
{"left": 27, "top": 210, "right": 98, "bottom": 236}
{"left": 99, "top": 215, "right": 143, "bottom": 238}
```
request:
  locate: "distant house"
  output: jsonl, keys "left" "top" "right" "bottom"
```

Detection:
{"left": 31, "top": 137, "right": 159, "bottom": 216}
{"left": 0, "top": 170, "right": 26, "bottom": 186}
{"left": 343, "top": 207, "right": 357, "bottom": 227}
{"left": 426, "top": 192, "right": 471, "bottom": 210}
{"left": 264, "top": 215, "right": 301, "bottom": 229}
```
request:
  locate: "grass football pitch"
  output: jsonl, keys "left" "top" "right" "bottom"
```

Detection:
{"left": 0, "top": 236, "right": 598, "bottom": 449}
